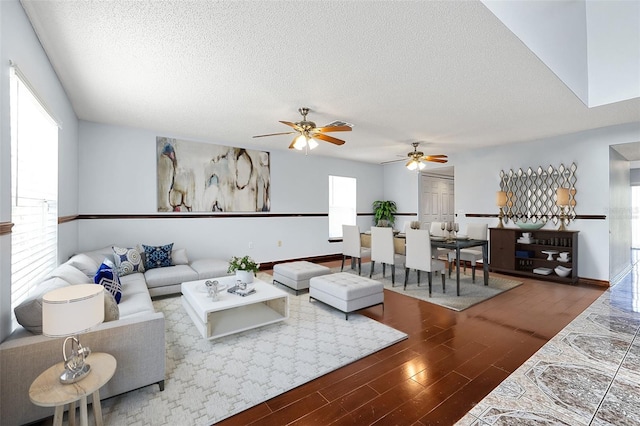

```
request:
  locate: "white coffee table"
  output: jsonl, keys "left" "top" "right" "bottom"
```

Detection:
{"left": 181, "top": 276, "right": 289, "bottom": 340}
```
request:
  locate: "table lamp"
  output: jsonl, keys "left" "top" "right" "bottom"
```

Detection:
{"left": 42, "top": 284, "right": 104, "bottom": 384}
{"left": 556, "top": 187, "right": 570, "bottom": 230}
{"left": 496, "top": 191, "right": 507, "bottom": 228}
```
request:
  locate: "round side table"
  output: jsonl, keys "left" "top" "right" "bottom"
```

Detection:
{"left": 29, "top": 352, "right": 117, "bottom": 426}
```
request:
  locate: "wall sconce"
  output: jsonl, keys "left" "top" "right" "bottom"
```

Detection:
{"left": 556, "top": 187, "right": 570, "bottom": 230}
{"left": 496, "top": 191, "right": 507, "bottom": 228}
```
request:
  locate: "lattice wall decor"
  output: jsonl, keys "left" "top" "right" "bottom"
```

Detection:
{"left": 498, "top": 163, "right": 577, "bottom": 225}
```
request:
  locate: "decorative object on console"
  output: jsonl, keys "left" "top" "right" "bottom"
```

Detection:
{"left": 157, "top": 136, "right": 271, "bottom": 212}
{"left": 496, "top": 191, "right": 507, "bottom": 228}
{"left": 42, "top": 284, "right": 104, "bottom": 384}
{"left": 143, "top": 243, "right": 174, "bottom": 270}
{"left": 498, "top": 163, "right": 577, "bottom": 226}
{"left": 228, "top": 255, "right": 259, "bottom": 284}
{"left": 410, "top": 221, "right": 421, "bottom": 230}
{"left": 556, "top": 187, "right": 570, "bottom": 230}
{"left": 94, "top": 259, "right": 122, "bottom": 303}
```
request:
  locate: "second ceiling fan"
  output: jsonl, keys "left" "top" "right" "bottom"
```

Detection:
{"left": 253, "top": 107, "right": 351, "bottom": 150}
{"left": 383, "top": 142, "right": 448, "bottom": 170}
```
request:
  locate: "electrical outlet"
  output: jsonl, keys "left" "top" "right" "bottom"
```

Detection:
{"left": 248, "top": 242, "right": 254, "bottom": 249}
{"left": 277, "top": 240, "right": 282, "bottom": 247}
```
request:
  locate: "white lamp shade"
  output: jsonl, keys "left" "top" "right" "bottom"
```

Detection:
{"left": 307, "top": 138, "right": 318, "bottom": 150}
{"left": 496, "top": 191, "right": 507, "bottom": 207}
{"left": 293, "top": 134, "right": 307, "bottom": 150}
{"left": 42, "top": 284, "right": 104, "bottom": 337}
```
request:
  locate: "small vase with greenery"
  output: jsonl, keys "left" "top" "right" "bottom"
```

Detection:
{"left": 372, "top": 200, "right": 397, "bottom": 227}
{"left": 228, "top": 255, "right": 260, "bottom": 275}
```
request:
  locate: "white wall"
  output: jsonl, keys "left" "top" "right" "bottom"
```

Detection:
{"left": 77, "top": 121, "right": 384, "bottom": 263}
{"left": 0, "top": 0, "right": 79, "bottom": 339}
{"left": 609, "top": 147, "right": 632, "bottom": 281}
{"left": 450, "top": 123, "right": 640, "bottom": 282}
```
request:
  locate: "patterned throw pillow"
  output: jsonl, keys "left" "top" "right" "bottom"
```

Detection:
{"left": 143, "top": 243, "right": 174, "bottom": 270}
{"left": 112, "top": 246, "right": 145, "bottom": 276}
{"left": 94, "top": 259, "right": 122, "bottom": 304}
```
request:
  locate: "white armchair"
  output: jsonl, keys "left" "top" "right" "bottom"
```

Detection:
{"left": 448, "top": 223, "right": 488, "bottom": 282}
{"left": 404, "top": 229, "right": 446, "bottom": 295}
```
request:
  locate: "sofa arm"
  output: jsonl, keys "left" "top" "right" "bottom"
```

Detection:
{"left": 0, "top": 312, "right": 165, "bottom": 426}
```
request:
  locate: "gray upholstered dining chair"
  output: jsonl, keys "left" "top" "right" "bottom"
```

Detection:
{"left": 369, "top": 226, "right": 404, "bottom": 285}
{"left": 404, "top": 229, "right": 447, "bottom": 295}
{"left": 341, "top": 224, "right": 370, "bottom": 275}
{"left": 448, "top": 223, "right": 488, "bottom": 282}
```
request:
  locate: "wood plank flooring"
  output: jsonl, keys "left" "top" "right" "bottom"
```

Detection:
{"left": 217, "top": 261, "right": 605, "bottom": 425}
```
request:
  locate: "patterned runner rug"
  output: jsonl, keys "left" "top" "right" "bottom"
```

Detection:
{"left": 339, "top": 263, "right": 523, "bottom": 311}
{"left": 100, "top": 277, "right": 407, "bottom": 425}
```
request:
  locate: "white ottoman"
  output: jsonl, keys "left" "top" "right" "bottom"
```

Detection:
{"left": 272, "top": 261, "right": 332, "bottom": 294}
{"left": 309, "top": 272, "right": 384, "bottom": 320}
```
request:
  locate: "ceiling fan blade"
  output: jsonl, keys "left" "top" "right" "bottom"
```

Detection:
{"left": 279, "top": 121, "right": 303, "bottom": 131}
{"left": 252, "top": 131, "right": 296, "bottom": 138}
{"left": 313, "top": 126, "right": 352, "bottom": 133}
{"left": 313, "top": 133, "right": 346, "bottom": 145}
{"left": 288, "top": 135, "right": 298, "bottom": 149}
{"left": 424, "top": 157, "right": 448, "bottom": 163}
{"left": 422, "top": 154, "right": 448, "bottom": 158}
{"left": 380, "top": 158, "right": 405, "bottom": 165}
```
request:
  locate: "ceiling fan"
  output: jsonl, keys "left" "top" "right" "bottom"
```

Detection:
{"left": 383, "top": 142, "right": 448, "bottom": 170}
{"left": 252, "top": 107, "right": 351, "bottom": 150}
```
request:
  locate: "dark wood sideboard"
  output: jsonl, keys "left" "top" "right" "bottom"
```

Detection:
{"left": 490, "top": 227, "right": 579, "bottom": 284}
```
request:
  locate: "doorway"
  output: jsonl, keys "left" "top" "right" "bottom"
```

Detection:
{"left": 419, "top": 169, "right": 455, "bottom": 229}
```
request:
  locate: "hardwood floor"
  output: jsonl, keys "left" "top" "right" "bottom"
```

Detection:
{"left": 218, "top": 261, "right": 605, "bottom": 425}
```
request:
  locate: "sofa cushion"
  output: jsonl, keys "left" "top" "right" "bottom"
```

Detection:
{"left": 94, "top": 260, "right": 122, "bottom": 303}
{"left": 143, "top": 243, "right": 174, "bottom": 270}
{"left": 67, "top": 254, "right": 100, "bottom": 278}
{"left": 190, "top": 258, "right": 230, "bottom": 280}
{"left": 144, "top": 265, "right": 198, "bottom": 288}
{"left": 112, "top": 246, "right": 145, "bottom": 276}
{"left": 14, "top": 277, "right": 69, "bottom": 334}
{"left": 48, "top": 263, "right": 94, "bottom": 285}
{"left": 172, "top": 248, "right": 189, "bottom": 265}
{"left": 82, "top": 246, "right": 117, "bottom": 267}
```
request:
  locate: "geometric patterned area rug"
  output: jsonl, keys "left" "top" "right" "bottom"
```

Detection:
{"left": 100, "top": 280, "right": 407, "bottom": 425}
{"left": 339, "top": 263, "right": 523, "bottom": 312}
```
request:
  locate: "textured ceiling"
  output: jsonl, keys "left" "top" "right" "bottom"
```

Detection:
{"left": 20, "top": 0, "right": 640, "bottom": 164}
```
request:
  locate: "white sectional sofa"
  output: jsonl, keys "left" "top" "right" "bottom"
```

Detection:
{"left": 0, "top": 245, "right": 230, "bottom": 426}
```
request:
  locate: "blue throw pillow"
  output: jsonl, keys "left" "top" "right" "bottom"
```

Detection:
{"left": 94, "top": 259, "right": 122, "bottom": 304}
{"left": 143, "top": 243, "right": 174, "bottom": 270}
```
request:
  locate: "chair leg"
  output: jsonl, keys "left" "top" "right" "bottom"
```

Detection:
{"left": 341, "top": 255, "right": 346, "bottom": 272}
{"left": 391, "top": 264, "right": 395, "bottom": 286}
{"left": 404, "top": 267, "right": 409, "bottom": 290}
{"left": 428, "top": 272, "right": 433, "bottom": 296}
{"left": 441, "top": 271, "right": 446, "bottom": 291}
{"left": 448, "top": 261, "right": 453, "bottom": 278}
{"left": 369, "top": 261, "right": 375, "bottom": 278}
{"left": 358, "top": 257, "right": 362, "bottom": 276}
{"left": 417, "top": 270, "right": 421, "bottom": 286}
{"left": 472, "top": 264, "right": 476, "bottom": 282}
{"left": 382, "top": 263, "right": 386, "bottom": 278}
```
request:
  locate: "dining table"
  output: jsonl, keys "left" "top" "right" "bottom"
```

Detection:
{"left": 360, "top": 232, "right": 489, "bottom": 296}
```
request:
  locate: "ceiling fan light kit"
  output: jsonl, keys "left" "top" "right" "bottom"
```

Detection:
{"left": 253, "top": 107, "right": 351, "bottom": 152}
{"left": 403, "top": 142, "right": 448, "bottom": 171}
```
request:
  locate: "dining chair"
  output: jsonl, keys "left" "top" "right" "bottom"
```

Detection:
{"left": 448, "top": 223, "right": 488, "bottom": 282}
{"left": 341, "top": 224, "right": 370, "bottom": 275}
{"left": 369, "top": 226, "right": 404, "bottom": 285}
{"left": 404, "top": 229, "right": 446, "bottom": 295}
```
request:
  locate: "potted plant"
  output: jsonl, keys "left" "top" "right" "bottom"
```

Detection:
{"left": 372, "top": 200, "right": 397, "bottom": 227}
{"left": 228, "top": 255, "right": 260, "bottom": 284}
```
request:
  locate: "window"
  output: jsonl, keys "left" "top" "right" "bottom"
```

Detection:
{"left": 10, "top": 65, "right": 59, "bottom": 312}
{"left": 328, "top": 175, "right": 356, "bottom": 238}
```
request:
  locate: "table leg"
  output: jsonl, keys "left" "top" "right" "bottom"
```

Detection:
{"left": 79, "top": 395, "right": 88, "bottom": 426}
{"left": 92, "top": 389, "right": 104, "bottom": 426}
{"left": 482, "top": 242, "right": 489, "bottom": 286}
{"left": 456, "top": 247, "right": 461, "bottom": 296}
{"left": 69, "top": 401, "right": 76, "bottom": 426}
{"left": 53, "top": 405, "right": 64, "bottom": 426}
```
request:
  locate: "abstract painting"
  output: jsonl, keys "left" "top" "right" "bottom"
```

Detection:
{"left": 157, "top": 137, "right": 270, "bottom": 212}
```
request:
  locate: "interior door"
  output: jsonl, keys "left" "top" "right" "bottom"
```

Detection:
{"left": 420, "top": 174, "right": 454, "bottom": 229}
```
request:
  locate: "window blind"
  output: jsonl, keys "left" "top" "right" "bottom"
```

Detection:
{"left": 10, "top": 64, "right": 59, "bottom": 311}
